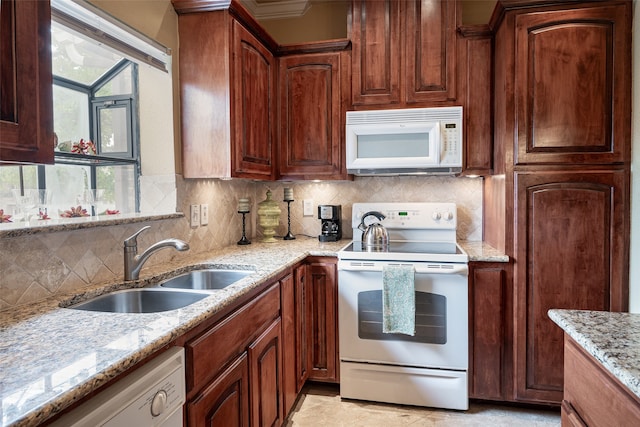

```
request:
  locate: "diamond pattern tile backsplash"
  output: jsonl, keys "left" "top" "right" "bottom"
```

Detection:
{"left": 0, "top": 175, "right": 482, "bottom": 311}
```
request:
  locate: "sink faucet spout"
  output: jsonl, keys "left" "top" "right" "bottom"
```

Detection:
{"left": 124, "top": 226, "right": 190, "bottom": 280}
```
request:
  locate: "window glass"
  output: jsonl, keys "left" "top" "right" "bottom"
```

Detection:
{"left": 51, "top": 21, "right": 124, "bottom": 85}
{"left": 97, "top": 104, "right": 130, "bottom": 154}
{"left": 52, "top": 85, "right": 91, "bottom": 149}
{"left": 95, "top": 63, "right": 133, "bottom": 97}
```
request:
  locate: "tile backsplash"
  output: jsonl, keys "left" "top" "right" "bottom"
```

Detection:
{"left": 0, "top": 175, "right": 482, "bottom": 311}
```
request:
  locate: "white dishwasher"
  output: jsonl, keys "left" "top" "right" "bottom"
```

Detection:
{"left": 51, "top": 346, "right": 186, "bottom": 427}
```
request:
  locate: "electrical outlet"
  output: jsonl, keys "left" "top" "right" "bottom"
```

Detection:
{"left": 303, "top": 199, "right": 314, "bottom": 217}
{"left": 190, "top": 204, "right": 200, "bottom": 227}
{"left": 200, "top": 204, "right": 209, "bottom": 226}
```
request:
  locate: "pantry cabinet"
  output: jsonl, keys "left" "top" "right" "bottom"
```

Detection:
{"left": 277, "top": 44, "right": 350, "bottom": 180}
{"left": 0, "top": 0, "right": 54, "bottom": 164}
{"left": 350, "top": 0, "right": 459, "bottom": 108}
{"left": 513, "top": 169, "right": 628, "bottom": 404}
{"left": 486, "top": 0, "right": 632, "bottom": 406}
{"left": 176, "top": 6, "right": 276, "bottom": 179}
{"left": 306, "top": 257, "right": 339, "bottom": 383}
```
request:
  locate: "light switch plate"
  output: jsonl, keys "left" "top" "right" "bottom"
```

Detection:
{"left": 200, "top": 204, "right": 209, "bottom": 226}
{"left": 190, "top": 204, "right": 200, "bottom": 227}
{"left": 303, "top": 200, "right": 314, "bottom": 217}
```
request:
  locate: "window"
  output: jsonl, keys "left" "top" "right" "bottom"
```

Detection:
{"left": 0, "top": 0, "right": 175, "bottom": 225}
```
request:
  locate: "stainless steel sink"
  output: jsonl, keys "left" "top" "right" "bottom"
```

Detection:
{"left": 68, "top": 288, "right": 208, "bottom": 313}
{"left": 158, "top": 269, "right": 254, "bottom": 291}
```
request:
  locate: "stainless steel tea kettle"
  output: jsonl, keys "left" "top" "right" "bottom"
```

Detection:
{"left": 358, "top": 211, "right": 389, "bottom": 248}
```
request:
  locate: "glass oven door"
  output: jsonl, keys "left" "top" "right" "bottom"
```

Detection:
{"left": 337, "top": 260, "right": 468, "bottom": 371}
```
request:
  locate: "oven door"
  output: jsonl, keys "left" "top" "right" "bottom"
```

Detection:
{"left": 337, "top": 260, "right": 468, "bottom": 371}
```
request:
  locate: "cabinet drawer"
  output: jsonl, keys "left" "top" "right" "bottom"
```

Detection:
{"left": 186, "top": 284, "right": 280, "bottom": 393}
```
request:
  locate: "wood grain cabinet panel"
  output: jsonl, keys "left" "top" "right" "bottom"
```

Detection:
{"left": 187, "top": 354, "right": 250, "bottom": 427}
{"left": 307, "top": 257, "right": 338, "bottom": 383}
{"left": 0, "top": 0, "right": 54, "bottom": 164}
{"left": 457, "top": 25, "right": 493, "bottom": 175}
{"left": 249, "top": 319, "right": 283, "bottom": 427}
{"left": 468, "top": 262, "right": 510, "bottom": 401}
{"left": 278, "top": 51, "right": 347, "bottom": 180}
{"left": 514, "top": 170, "right": 628, "bottom": 403}
{"left": 350, "top": 0, "right": 401, "bottom": 106}
{"left": 514, "top": 5, "right": 631, "bottom": 165}
{"left": 563, "top": 336, "right": 640, "bottom": 426}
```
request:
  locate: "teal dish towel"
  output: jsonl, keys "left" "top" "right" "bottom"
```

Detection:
{"left": 382, "top": 264, "right": 416, "bottom": 336}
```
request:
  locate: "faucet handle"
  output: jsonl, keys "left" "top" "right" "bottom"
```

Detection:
{"left": 124, "top": 226, "right": 150, "bottom": 248}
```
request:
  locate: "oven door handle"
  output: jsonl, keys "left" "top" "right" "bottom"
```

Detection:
{"left": 338, "top": 262, "right": 468, "bottom": 275}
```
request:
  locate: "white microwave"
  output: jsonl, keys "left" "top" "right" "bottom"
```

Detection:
{"left": 345, "top": 106, "right": 463, "bottom": 176}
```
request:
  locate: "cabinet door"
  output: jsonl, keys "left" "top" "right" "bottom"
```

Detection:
{"left": 249, "top": 319, "right": 283, "bottom": 427}
{"left": 281, "top": 268, "right": 310, "bottom": 417}
{"left": 0, "top": 0, "right": 53, "bottom": 164}
{"left": 350, "top": 0, "right": 401, "bottom": 106}
{"left": 514, "top": 170, "right": 629, "bottom": 403}
{"left": 307, "top": 257, "right": 338, "bottom": 382}
{"left": 278, "top": 52, "right": 346, "bottom": 180}
{"left": 468, "top": 262, "right": 510, "bottom": 401}
{"left": 404, "top": 0, "right": 458, "bottom": 103}
{"left": 514, "top": 4, "right": 631, "bottom": 165}
{"left": 458, "top": 26, "right": 493, "bottom": 175}
{"left": 187, "top": 353, "right": 250, "bottom": 427}
{"left": 231, "top": 20, "right": 276, "bottom": 180}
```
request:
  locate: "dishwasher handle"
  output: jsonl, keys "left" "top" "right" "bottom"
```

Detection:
{"left": 338, "top": 261, "right": 468, "bottom": 275}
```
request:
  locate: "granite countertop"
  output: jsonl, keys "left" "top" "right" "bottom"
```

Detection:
{"left": 549, "top": 309, "right": 640, "bottom": 400}
{"left": 0, "top": 238, "right": 504, "bottom": 426}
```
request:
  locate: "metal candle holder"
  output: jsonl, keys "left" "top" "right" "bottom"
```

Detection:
{"left": 283, "top": 199, "right": 295, "bottom": 240}
{"left": 237, "top": 211, "right": 251, "bottom": 245}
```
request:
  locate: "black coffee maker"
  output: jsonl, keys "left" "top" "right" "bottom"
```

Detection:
{"left": 318, "top": 205, "right": 342, "bottom": 242}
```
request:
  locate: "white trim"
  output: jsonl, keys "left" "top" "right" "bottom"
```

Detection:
{"left": 242, "top": 0, "right": 311, "bottom": 20}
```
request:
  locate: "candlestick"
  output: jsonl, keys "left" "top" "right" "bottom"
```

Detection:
{"left": 283, "top": 199, "right": 295, "bottom": 240}
{"left": 238, "top": 198, "right": 250, "bottom": 213}
{"left": 283, "top": 187, "right": 294, "bottom": 202}
{"left": 237, "top": 211, "right": 251, "bottom": 245}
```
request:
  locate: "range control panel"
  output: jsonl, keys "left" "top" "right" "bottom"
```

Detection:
{"left": 352, "top": 202, "right": 457, "bottom": 230}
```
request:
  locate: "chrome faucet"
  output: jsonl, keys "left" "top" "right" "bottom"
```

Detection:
{"left": 124, "top": 226, "right": 190, "bottom": 280}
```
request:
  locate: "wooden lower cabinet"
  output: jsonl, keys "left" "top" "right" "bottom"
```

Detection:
{"left": 468, "top": 261, "right": 512, "bottom": 401}
{"left": 562, "top": 336, "right": 640, "bottom": 426}
{"left": 185, "top": 282, "right": 281, "bottom": 427}
{"left": 187, "top": 354, "right": 250, "bottom": 427}
{"left": 249, "top": 319, "right": 283, "bottom": 427}
{"left": 281, "top": 265, "right": 312, "bottom": 416}
{"left": 306, "top": 257, "right": 338, "bottom": 383}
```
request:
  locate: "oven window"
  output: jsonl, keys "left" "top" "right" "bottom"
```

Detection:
{"left": 357, "top": 290, "right": 447, "bottom": 344}
{"left": 356, "top": 133, "right": 430, "bottom": 158}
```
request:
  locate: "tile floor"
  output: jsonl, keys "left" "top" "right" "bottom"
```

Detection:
{"left": 285, "top": 384, "right": 561, "bottom": 426}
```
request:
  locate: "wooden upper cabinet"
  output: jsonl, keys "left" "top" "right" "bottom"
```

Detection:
{"left": 350, "top": 0, "right": 401, "bottom": 106}
{"left": 457, "top": 25, "right": 493, "bottom": 176}
{"left": 513, "top": 4, "right": 631, "bottom": 165}
{"left": 0, "top": 0, "right": 54, "bottom": 164}
{"left": 404, "top": 0, "right": 458, "bottom": 103}
{"left": 232, "top": 21, "right": 276, "bottom": 180}
{"left": 513, "top": 169, "right": 629, "bottom": 403}
{"left": 177, "top": 9, "right": 275, "bottom": 179}
{"left": 278, "top": 50, "right": 348, "bottom": 180}
{"left": 350, "top": 0, "right": 458, "bottom": 108}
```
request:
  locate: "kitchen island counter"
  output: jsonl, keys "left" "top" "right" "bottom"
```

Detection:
{"left": 549, "top": 309, "right": 640, "bottom": 401}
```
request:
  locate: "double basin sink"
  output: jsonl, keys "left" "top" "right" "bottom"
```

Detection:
{"left": 68, "top": 268, "right": 254, "bottom": 314}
